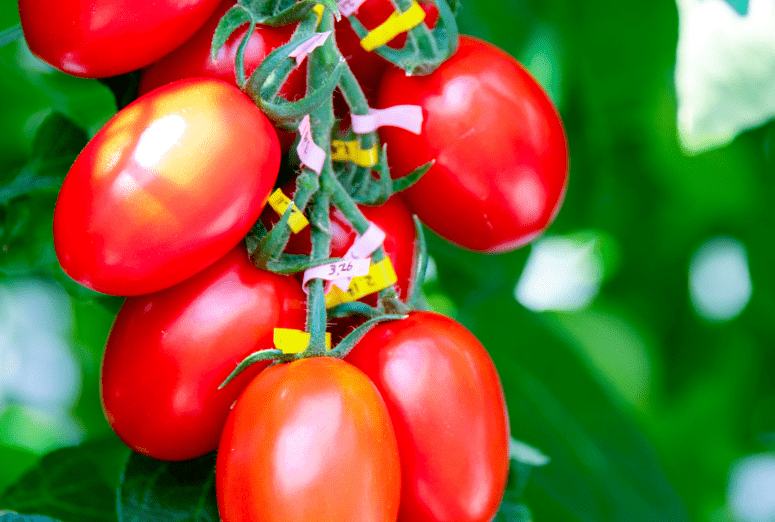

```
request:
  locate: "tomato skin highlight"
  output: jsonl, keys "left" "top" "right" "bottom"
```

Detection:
{"left": 100, "top": 245, "right": 307, "bottom": 462}
{"left": 139, "top": 0, "right": 305, "bottom": 151}
{"left": 216, "top": 357, "right": 401, "bottom": 522}
{"left": 18, "top": 0, "right": 222, "bottom": 77}
{"left": 377, "top": 35, "right": 569, "bottom": 253}
{"left": 346, "top": 311, "right": 510, "bottom": 522}
{"left": 53, "top": 78, "right": 280, "bottom": 296}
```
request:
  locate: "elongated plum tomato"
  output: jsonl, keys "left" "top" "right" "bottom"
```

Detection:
{"left": 346, "top": 311, "right": 510, "bottom": 522}
{"left": 216, "top": 357, "right": 401, "bottom": 522}
{"left": 377, "top": 36, "right": 569, "bottom": 253}
{"left": 53, "top": 78, "right": 280, "bottom": 296}
{"left": 18, "top": 0, "right": 221, "bottom": 77}
{"left": 138, "top": 0, "right": 305, "bottom": 151}
{"left": 101, "top": 245, "right": 306, "bottom": 461}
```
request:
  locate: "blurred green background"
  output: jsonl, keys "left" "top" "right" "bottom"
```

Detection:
{"left": 2, "top": 0, "right": 775, "bottom": 521}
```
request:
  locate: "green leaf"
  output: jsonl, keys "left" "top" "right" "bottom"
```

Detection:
{"left": 0, "top": 113, "right": 86, "bottom": 205}
{"left": 492, "top": 502, "right": 533, "bottom": 522}
{"left": 118, "top": 453, "right": 218, "bottom": 522}
{"left": 0, "top": 25, "right": 22, "bottom": 48}
{"left": 391, "top": 160, "right": 433, "bottom": 194}
{"left": 259, "top": 1, "right": 316, "bottom": 26}
{"left": 459, "top": 298, "right": 691, "bottom": 522}
{"left": 0, "top": 438, "right": 130, "bottom": 522}
{"left": 0, "top": 513, "right": 65, "bottom": 522}
{"left": 96, "top": 72, "right": 140, "bottom": 110}
{"left": 0, "top": 445, "right": 39, "bottom": 497}
{"left": 211, "top": 5, "right": 252, "bottom": 60}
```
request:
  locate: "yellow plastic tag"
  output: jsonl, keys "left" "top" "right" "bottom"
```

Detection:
{"left": 313, "top": 4, "right": 325, "bottom": 26}
{"left": 360, "top": 1, "right": 426, "bottom": 52}
{"left": 330, "top": 140, "right": 379, "bottom": 167}
{"left": 325, "top": 258, "right": 398, "bottom": 308}
{"left": 273, "top": 328, "right": 332, "bottom": 354}
{"left": 267, "top": 189, "right": 309, "bottom": 234}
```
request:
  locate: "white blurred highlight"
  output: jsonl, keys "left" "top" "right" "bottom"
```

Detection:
{"left": 515, "top": 235, "right": 604, "bottom": 312}
{"left": 675, "top": 0, "right": 775, "bottom": 152}
{"left": 689, "top": 236, "right": 752, "bottom": 322}
{"left": 0, "top": 279, "right": 84, "bottom": 448}
{"left": 728, "top": 454, "right": 775, "bottom": 522}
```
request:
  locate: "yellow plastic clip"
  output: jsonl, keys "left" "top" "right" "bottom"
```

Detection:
{"left": 273, "top": 328, "right": 332, "bottom": 354}
{"left": 360, "top": 1, "right": 426, "bottom": 52}
{"left": 313, "top": 4, "right": 325, "bottom": 26}
{"left": 325, "top": 258, "right": 398, "bottom": 308}
{"left": 267, "top": 189, "right": 309, "bottom": 234}
{"left": 330, "top": 140, "right": 379, "bottom": 167}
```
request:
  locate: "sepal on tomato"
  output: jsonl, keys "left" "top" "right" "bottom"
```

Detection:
{"left": 238, "top": 0, "right": 340, "bottom": 26}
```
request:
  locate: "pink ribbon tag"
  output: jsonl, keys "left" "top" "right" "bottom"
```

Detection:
{"left": 302, "top": 258, "right": 372, "bottom": 293}
{"left": 351, "top": 105, "right": 424, "bottom": 135}
{"left": 337, "top": 0, "right": 367, "bottom": 16}
{"left": 288, "top": 31, "right": 331, "bottom": 66}
{"left": 330, "top": 223, "right": 386, "bottom": 291}
{"left": 297, "top": 115, "right": 326, "bottom": 174}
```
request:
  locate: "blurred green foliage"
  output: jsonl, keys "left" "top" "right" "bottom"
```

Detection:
{"left": 2, "top": 0, "right": 774, "bottom": 521}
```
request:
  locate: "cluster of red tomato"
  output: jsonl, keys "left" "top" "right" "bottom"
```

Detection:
{"left": 19, "top": 0, "right": 568, "bottom": 520}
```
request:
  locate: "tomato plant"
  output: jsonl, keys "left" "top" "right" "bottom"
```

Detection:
{"left": 101, "top": 245, "right": 307, "bottom": 461}
{"left": 346, "top": 311, "right": 511, "bottom": 522}
{"left": 216, "top": 357, "right": 401, "bottom": 522}
{"left": 377, "top": 35, "right": 569, "bottom": 253}
{"left": 7, "top": 1, "right": 568, "bottom": 520}
{"left": 53, "top": 78, "right": 280, "bottom": 296}
{"left": 18, "top": 0, "right": 222, "bottom": 77}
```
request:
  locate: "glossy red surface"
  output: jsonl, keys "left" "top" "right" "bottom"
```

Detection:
{"left": 54, "top": 78, "right": 280, "bottom": 296}
{"left": 216, "top": 357, "right": 401, "bottom": 522}
{"left": 101, "top": 245, "right": 307, "bottom": 461}
{"left": 377, "top": 36, "right": 569, "bottom": 253}
{"left": 18, "top": 0, "right": 221, "bottom": 77}
{"left": 139, "top": 0, "right": 305, "bottom": 151}
{"left": 346, "top": 311, "right": 510, "bottom": 522}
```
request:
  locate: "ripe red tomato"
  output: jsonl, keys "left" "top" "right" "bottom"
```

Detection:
{"left": 101, "top": 245, "right": 306, "bottom": 461}
{"left": 54, "top": 78, "right": 280, "bottom": 296}
{"left": 139, "top": 0, "right": 305, "bottom": 151}
{"left": 377, "top": 35, "right": 569, "bottom": 253}
{"left": 18, "top": 0, "right": 221, "bottom": 78}
{"left": 346, "top": 311, "right": 510, "bottom": 522}
{"left": 335, "top": 0, "right": 439, "bottom": 98}
{"left": 216, "top": 357, "right": 401, "bottom": 522}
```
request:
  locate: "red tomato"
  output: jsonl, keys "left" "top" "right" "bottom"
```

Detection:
{"left": 335, "top": 0, "right": 439, "bottom": 98}
{"left": 377, "top": 35, "right": 569, "bottom": 253}
{"left": 346, "top": 311, "right": 510, "bottom": 522}
{"left": 216, "top": 357, "right": 401, "bottom": 522}
{"left": 101, "top": 245, "right": 307, "bottom": 461}
{"left": 18, "top": 0, "right": 221, "bottom": 77}
{"left": 54, "top": 78, "right": 280, "bottom": 296}
{"left": 139, "top": 0, "right": 306, "bottom": 151}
